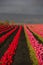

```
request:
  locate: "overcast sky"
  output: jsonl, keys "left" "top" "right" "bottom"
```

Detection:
{"left": 0, "top": 0, "right": 43, "bottom": 15}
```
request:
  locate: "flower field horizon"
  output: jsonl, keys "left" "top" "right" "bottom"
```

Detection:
{"left": 0, "top": 23, "right": 43, "bottom": 65}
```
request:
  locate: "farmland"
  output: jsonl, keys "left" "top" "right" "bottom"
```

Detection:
{"left": 0, "top": 23, "right": 43, "bottom": 65}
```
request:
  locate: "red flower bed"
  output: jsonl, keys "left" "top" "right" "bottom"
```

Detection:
{"left": 0, "top": 26, "right": 18, "bottom": 44}
{"left": 0, "top": 25, "right": 10, "bottom": 30}
{"left": 0, "top": 26, "right": 12, "bottom": 34}
{"left": 0, "top": 26, "right": 22, "bottom": 65}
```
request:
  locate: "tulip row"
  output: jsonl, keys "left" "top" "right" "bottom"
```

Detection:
{"left": 0, "top": 24, "right": 15, "bottom": 32}
{"left": 24, "top": 25, "right": 43, "bottom": 65}
{"left": 27, "top": 24, "right": 43, "bottom": 43}
{"left": 0, "top": 26, "right": 10, "bottom": 31}
{"left": 27, "top": 24, "right": 43, "bottom": 38}
{"left": 0, "top": 26, "right": 14, "bottom": 34}
{"left": 0, "top": 25, "right": 11, "bottom": 31}
{"left": 24, "top": 29, "right": 38, "bottom": 65}
{"left": 0, "top": 26, "right": 18, "bottom": 44}
{"left": 0, "top": 26, "right": 22, "bottom": 65}
{"left": 0, "top": 25, "right": 8, "bottom": 29}
{"left": 26, "top": 26, "right": 43, "bottom": 44}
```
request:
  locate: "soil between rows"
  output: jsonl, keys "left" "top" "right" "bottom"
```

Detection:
{"left": 12, "top": 27, "right": 33, "bottom": 65}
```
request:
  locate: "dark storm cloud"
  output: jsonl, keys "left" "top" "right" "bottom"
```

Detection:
{"left": 0, "top": 0, "right": 43, "bottom": 15}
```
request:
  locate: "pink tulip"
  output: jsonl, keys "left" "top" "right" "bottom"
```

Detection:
{"left": 24, "top": 24, "right": 43, "bottom": 65}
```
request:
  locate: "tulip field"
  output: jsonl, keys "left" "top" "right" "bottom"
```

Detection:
{"left": 0, "top": 24, "right": 43, "bottom": 65}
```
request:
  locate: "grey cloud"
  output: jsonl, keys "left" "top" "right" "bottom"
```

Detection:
{"left": 0, "top": 0, "right": 43, "bottom": 15}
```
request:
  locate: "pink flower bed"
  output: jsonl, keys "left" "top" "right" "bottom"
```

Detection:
{"left": 27, "top": 24, "right": 43, "bottom": 38}
{"left": 24, "top": 25, "right": 43, "bottom": 65}
{"left": 0, "top": 26, "right": 22, "bottom": 65}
